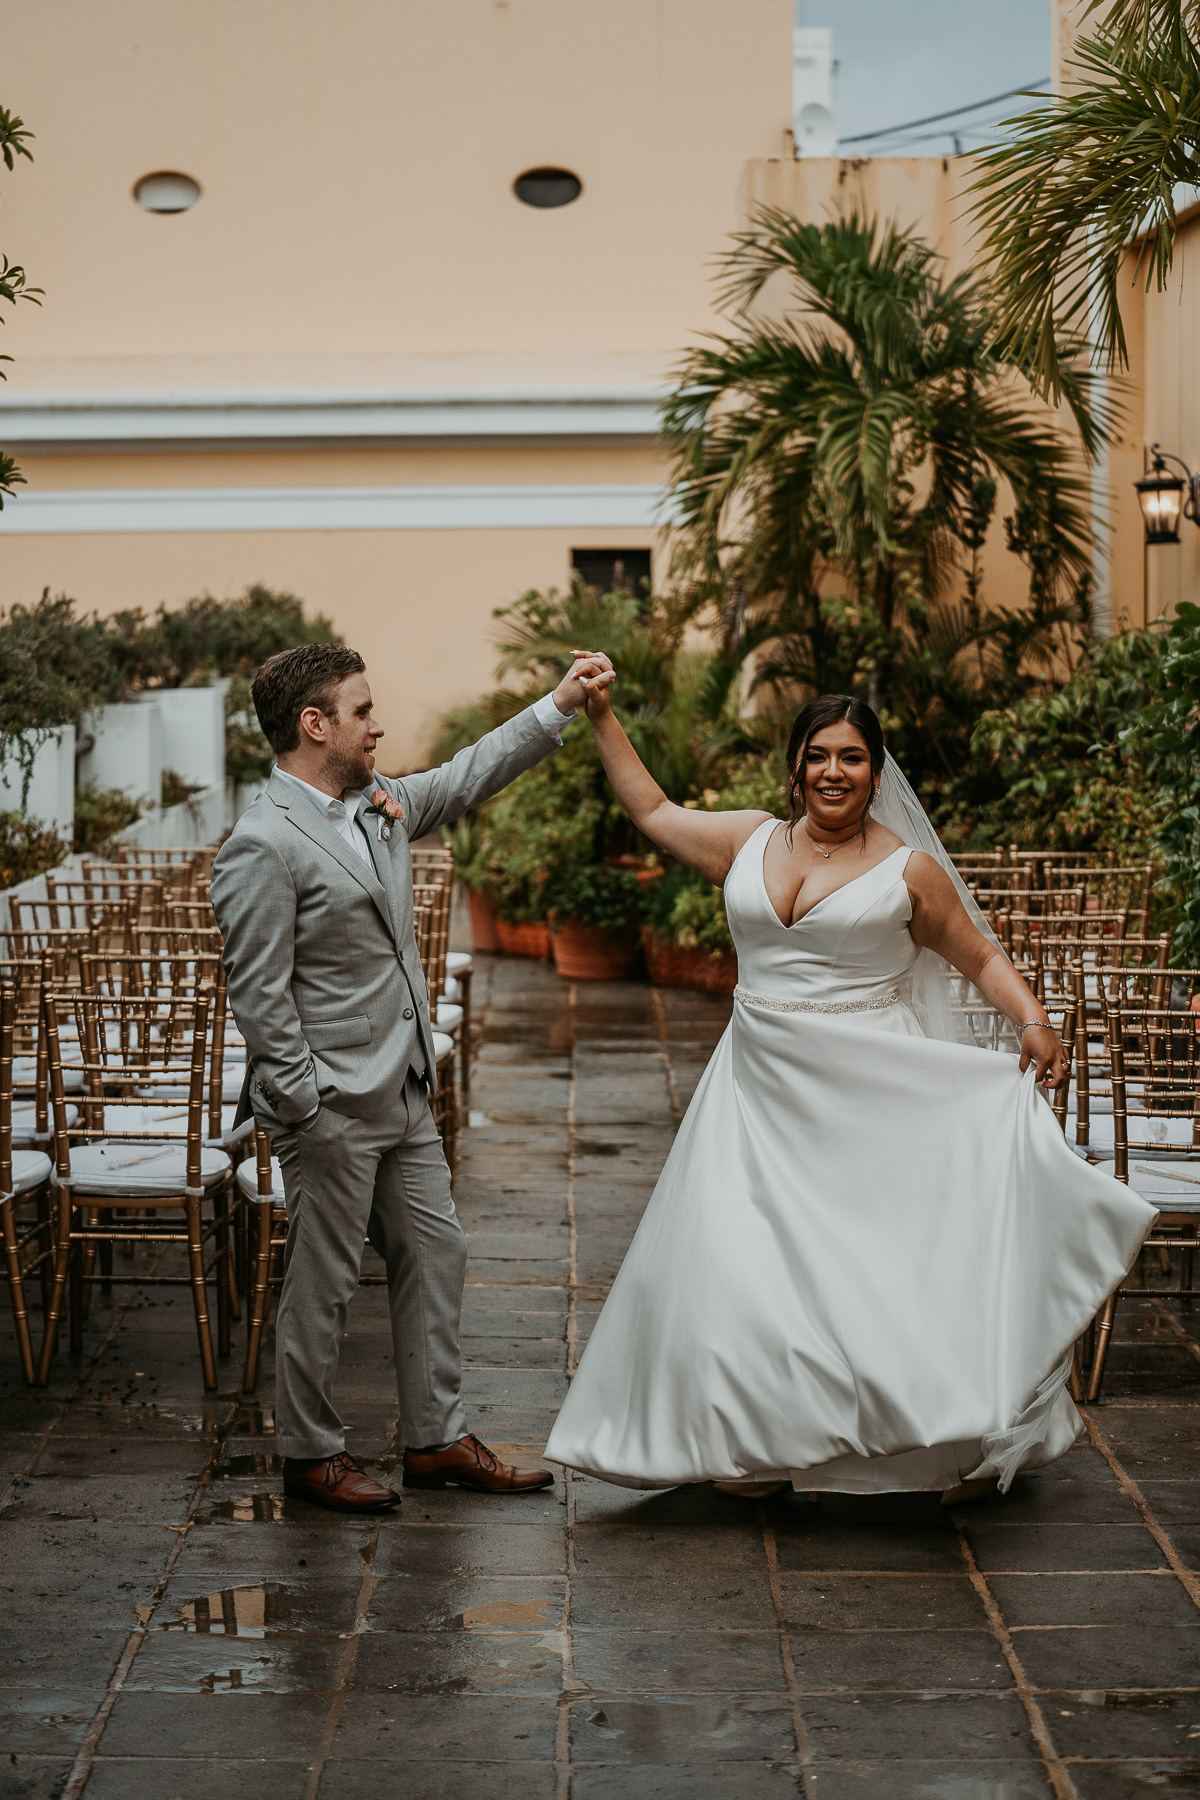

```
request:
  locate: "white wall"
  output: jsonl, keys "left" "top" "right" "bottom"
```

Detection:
{"left": 0, "top": 725, "right": 77, "bottom": 836}
{"left": 78, "top": 702, "right": 162, "bottom": 805}
{"left": 131, "top": 681, "right": 227, "bottom": 788}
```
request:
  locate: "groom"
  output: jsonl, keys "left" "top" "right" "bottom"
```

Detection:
{"left": 212, "top": 640, "right": 614, "bottom": 1511}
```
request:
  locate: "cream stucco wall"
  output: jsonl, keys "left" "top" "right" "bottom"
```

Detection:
{"left": 0, "top": 0, "right": 796, "bottom": 764}
{"left": 2, "top": 0, "right": 793, "bottom": 392}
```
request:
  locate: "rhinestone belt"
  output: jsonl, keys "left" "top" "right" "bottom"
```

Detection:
{"left": 734, "top": 985, "right": 901, "bottom": 1015}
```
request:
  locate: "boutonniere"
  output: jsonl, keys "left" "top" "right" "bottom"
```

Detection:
{"left": 364, "top": 788, "right": 405, "bottom": 842}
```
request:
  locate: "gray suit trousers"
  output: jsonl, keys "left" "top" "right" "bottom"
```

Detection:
{"left": 266, "top": 1073, "right": 468, "bottom": 1460}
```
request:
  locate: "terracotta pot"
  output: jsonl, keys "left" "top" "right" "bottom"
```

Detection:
{"left": 467, "top": 887, "right": 501, "bottom": 954}
{"left": 495, "top": 917, "right": 551, "bottom": 959}
{"left": 607, "top": 852, "right": 666, "bottom": 888}
{"left": 640, "top": 927, "right": 738, "bottom": 996}
{"left": 549, "top": 918, "right": 639, "bottom": 981}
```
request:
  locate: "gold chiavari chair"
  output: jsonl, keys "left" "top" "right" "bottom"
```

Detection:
{"left": 1035, "top": 862, "right": 1157, "bottom": 936}
{"left": 108, "top": 847, "right": 202, "bottom": 881}
{"left": 11, "top": 896, "right": 132, "bottom": 950}
{"left": 1033, "top": 848, "right": 1119, "bottom": 873}
{"left": 1000, "top": 907, "right": 1131, "bottom": 964}
{"left": 413, "top": 855, "right": 474, "bottom": 1108}
{"left": 0, "top": 927, "right": 89, "bottom": 991}
{"left": 47, "top": 872, "right": 167, "bottom": 928}
{"left": 413, "top": 846, "right": 475, "bottom": 1112}
{"left": 1, "top": 983, "right": 54, "bottom": 1383}
{"left": 238, "top": 1126, "right": 287, "bottom": 1393}
{"left": 1080, "top": 977, "right": 1200, "bottom": 1399}
{"left": 949, "top": 850, "right": 1007, "bottom": 878}
{"left": 1052, "top": 941, "right": 1176, "bottom": 1161}
{"left": 84, "top": 856, "right": 193, "bottom": 895}
{"left": 974, "top": 885, "right": 1084, "bottom": 928}
{"left": 167, "top": 900, "right": 221, "bottom": 939}
{"left": 411, "top": 892, "right": 458, "bottom": 1171}
{"left": 37, "top": 982, "right": 235, "bottom": 1387}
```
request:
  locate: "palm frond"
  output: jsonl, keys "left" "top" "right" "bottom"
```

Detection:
{"left": 971, "top": 23, "right": 1200, "bottom": 398}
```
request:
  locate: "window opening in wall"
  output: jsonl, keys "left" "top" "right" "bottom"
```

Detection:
{"left": 571, "top": 549, "right": 652, "bottom": 599}
{"left": 513, "top": 167, "right": 582, "bottom": 208}
{"left": 133, "top": 172, "right": 201, "bottom": 213}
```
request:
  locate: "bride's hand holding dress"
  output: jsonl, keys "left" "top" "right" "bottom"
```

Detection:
{"left": 547, "top": 675, "right": 1154, "bottom": 1495}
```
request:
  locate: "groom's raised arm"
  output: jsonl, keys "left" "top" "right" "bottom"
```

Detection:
{"left": 210, "top": 832, "right": 319, "bottom": 1125}
{"left": 392, "top": 693, "right": 573, "bottom": 841}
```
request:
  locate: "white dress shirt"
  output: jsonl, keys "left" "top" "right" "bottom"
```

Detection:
{"left": 273, "top": 691, "right": 577, "bottom": 854}
{"left": 273, "top": 769, "right": 374, "bottom": 863}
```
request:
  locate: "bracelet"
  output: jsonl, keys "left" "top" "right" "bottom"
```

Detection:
{"left": 1020, "top": 1020, "right": 1051, "bottom": 1035}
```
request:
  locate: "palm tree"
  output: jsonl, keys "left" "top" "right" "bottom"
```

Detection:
{"left": 662, "top": 211, "right": 1098, "bottom": 751}
{"left": 972, "top": 0, "right": 1200, "bottom": 399}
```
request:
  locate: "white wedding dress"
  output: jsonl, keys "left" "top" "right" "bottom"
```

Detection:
{"left": 546, "top": 820, "right": 1156, "bottom": 1494}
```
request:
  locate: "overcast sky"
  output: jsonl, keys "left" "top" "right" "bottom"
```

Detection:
{"left": 798, "top": 0, "right": 1051, "bottom": 157}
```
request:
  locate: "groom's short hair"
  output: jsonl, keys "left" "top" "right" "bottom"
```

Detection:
{"left": 251, "top": 643, "right": 367, "bottom": 753}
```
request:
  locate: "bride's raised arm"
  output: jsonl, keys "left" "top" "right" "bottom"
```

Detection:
{"left": 905, "top": 851, "right": 1067, "bottom": 1088}
{"left": 577, "top": 658, "right": 769, "bottom": 884}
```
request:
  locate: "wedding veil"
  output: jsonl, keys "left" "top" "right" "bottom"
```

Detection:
{"left": 872, "top": 751, "right": 1011, "bottom": 1052}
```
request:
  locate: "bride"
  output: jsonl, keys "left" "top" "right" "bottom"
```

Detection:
{"left": 545, "top": 686, "right": 1155, "bottom": 1499}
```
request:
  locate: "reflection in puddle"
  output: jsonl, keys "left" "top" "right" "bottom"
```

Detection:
{"left": 215, "top": 1453, "right": 285, "bottom": 1479}
{"left": 459, "top": 1598, "right": 558, "bottom": 1631}
{"left": 229, "top": 1401, "right": 275, "bottom": 1436}
{"left": 161, "top": 1585, "right": 277, "bottom": 1637}
{"left": 201, "top": 1493, "right": 288, "bottom": 1523}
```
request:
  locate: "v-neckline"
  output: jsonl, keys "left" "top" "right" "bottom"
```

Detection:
{"left": 759, "top": 825, "right": 906, "bottom": 930}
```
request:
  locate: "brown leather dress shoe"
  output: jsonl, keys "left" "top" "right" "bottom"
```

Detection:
{"left": 282, "top": 1451, "right": 401, "bottom": 1513}
{"left": 402, "top": 1433, "right": 554, "bottom": 1493}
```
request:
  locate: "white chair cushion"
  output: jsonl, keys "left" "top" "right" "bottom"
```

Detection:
{"left": 4, "top": 1151, "right": 51, "bottom": 1198}
{"left": 442, "top": 976, "right": 461, "bottom": 1003}
{"left": 11, "top": 1101, "right": 77, "bottom": 1147}
{"left": 236, "top": 1156, "right": 286, "bottom": 1204}
{"left": 436, "top": 1002, "right": 463, "bottom": 1032}
{"left": 142, "top": 1065, "right": 244, "bottom": 1104}
{"left": 1126, "top": 1160, "right": 1200, "bottom": 1210}
{"left": 1073, "top": 1112, "right": 1197, "bottom": 1159}
{"left": 445, "top": 952, "right": 473, "bottom": 976}
{"left": 67, "top": 1141, "right": 231, "bottom": 1198}
{"left": 15, "top": 1057, "right": 83, "bottom": 1094}
{"left": 208, "top": 1107, "right": 255, "bottom": 1150}
{"left": 103, "top": 1102, "right": 187, "bottom": 1133}
{"left": 431, "top": 1030, "right": 455, "bottom": 1065}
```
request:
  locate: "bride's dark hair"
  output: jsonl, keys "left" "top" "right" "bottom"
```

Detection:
{"left": 784, "top": 695, "right": 885, "bottom": 847}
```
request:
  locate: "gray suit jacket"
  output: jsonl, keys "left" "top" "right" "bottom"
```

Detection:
{"left": 211, "top": 702, "right": 563, "bottom": 1130}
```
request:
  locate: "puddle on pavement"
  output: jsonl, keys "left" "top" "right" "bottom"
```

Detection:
{"left": 458, "top": 1598, "right": 558, "bottom": 1631}
{"left": 214, "top": 1453, "right": 285, "bottom": 1478}
{"left": 228, "top": 1402, "right": 275, "bottom": 1436}
{"left": 160, "top": 1585, "right": 278, "bottom": 1636}
{"left": 200, "top": 1494, "right": 288, "bottom": 1523}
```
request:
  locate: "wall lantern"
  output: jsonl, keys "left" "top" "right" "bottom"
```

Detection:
{"left": 1134, "top": 444, "right": 1200, "bottom": 544}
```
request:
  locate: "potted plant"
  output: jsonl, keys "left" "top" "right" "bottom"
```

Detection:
{"left": 544, "top": 861, "right": 647, "bottom": 981}
{"left": 641, "top": 863, "right": 738, "bottom": 995}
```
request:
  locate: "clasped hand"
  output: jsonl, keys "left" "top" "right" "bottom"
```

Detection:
{"left": 551, "top": 650, "right": 616, "bottom": 715}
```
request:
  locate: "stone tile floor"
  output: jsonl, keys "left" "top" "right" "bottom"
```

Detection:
{"left": 3, "top": 955, "right": 1200, "bottom": 1798}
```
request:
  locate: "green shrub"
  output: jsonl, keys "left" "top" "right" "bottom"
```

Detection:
{"left": 0, "top": 592, "right": 126, "bottom": 803}
{"left": 646, "top": 862, "right": 735, "bottom": 954}
{"left": 224, "top": 673, "right": 274, "bottom": 786}
{"left": 0, "top": 811, "right": 67, "bottom": 889}
{"left": 72, "top": 783, "right": 143, "bottom": 855}
{"left": 964, "top": 607, "right": 1200, "bottom": 957}
{"left": 544, "top": 862, "right": 647, "bottom": 933}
